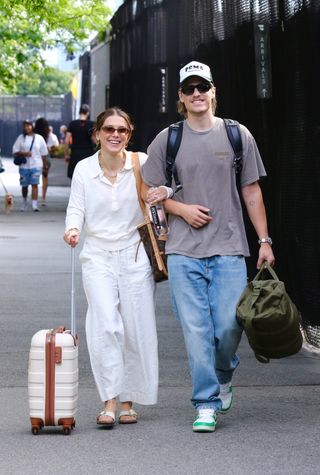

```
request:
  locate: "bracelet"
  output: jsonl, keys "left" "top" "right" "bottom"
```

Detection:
{"left": 258, "top": 237, "right": 272, "bottom": 245}
{"left": 159, "top": 185, "right": 174, "bottom": 199}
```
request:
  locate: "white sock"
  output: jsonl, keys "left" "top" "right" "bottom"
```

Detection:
{"left": 32, "top": 200, "right": 38, "bottom": 209}
{"left": 23, "top": 197, "right": 27, "bottom": 204}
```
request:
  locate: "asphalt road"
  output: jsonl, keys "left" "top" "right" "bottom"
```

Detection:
{"left": 0, "top": 158, "right": 320, "bottom": 475}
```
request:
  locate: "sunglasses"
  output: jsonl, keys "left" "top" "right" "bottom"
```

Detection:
{"left": 101, "top": 126, "right": 130, "bottom": 135}
{"left": 181, "top": 82, "right": 211, "bottom": 95}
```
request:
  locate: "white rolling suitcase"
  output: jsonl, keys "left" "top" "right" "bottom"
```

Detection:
{"left": 28, "top": 248, "right": 79, "bottom": 435}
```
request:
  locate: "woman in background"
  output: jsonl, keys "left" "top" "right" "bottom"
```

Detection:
{"left": 34, "top": 117, "right": 59, "bottom": 206}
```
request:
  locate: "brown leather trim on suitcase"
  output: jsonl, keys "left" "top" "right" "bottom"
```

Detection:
{"left": 53, "top": 326, "right": 65, "bottom": 335}
{"left": 45, "top": 330, "right": 56, "bottom": 426}
{"left": 55, "top": 346, "right": 62, "bottom": 364}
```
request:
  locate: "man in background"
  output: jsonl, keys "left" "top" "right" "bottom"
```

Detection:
{"left": 64, "top": 104, "right": 95, "bottom": 179}
{"left": 12, "top": 120, "right": 48, "bottom": 212}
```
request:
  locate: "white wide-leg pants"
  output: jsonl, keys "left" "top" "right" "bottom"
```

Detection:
{"left": 80, "top": 240, "right": 158, "bottom": 405}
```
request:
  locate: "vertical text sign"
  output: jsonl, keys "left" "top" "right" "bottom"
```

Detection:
{"left": 159, "top": 67, "right": 168, "bottom": 113}
{"left": 254, "top": 22, "right": 272, "bottom": 99}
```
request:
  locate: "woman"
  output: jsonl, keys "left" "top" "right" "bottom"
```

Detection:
{"left": 64, "top": 108, "right": 166, "bottom": 428}
{"left": 34, "top": 118, "right": 59, "bottom": 206}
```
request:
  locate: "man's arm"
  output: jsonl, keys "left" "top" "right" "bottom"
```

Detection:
{"left": 241, "top": 181, "right": 275, "bottom": 269}
{"left": 141, "top": 182, "right": 211, "bottom": 228}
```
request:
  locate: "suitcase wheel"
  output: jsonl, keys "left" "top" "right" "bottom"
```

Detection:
{"left": 59, "top": 418, "right": 75, "bottom": 435}
{"left": 30, "top": 418, "right": 43, "bottom": 435}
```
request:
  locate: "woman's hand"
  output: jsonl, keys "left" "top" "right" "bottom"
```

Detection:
{"left": 146, "top": 186, "right": 172, "bottom": 205}
{"left": 63, "top": 228, "right": 80, "bottom": 247}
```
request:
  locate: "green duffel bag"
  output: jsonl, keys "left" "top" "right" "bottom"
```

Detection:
{"left": 236, "top": 263, "right": 302, "bottom": 363}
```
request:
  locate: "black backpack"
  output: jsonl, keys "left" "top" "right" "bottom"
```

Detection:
{"left": 165, "top": 119, "right": 243, "bottom": 194}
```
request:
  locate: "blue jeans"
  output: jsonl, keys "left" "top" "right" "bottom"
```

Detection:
{"left": 167, "top": 254, "right": 247, "bottom": 411}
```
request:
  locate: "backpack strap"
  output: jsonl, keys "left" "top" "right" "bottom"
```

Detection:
{"left": 223, "top": 119, "right": 243, "bottom": 192}
{"left": 165, "top": 121, "right": 183, "bottom": 193}
{"left": 165, "top": 119, "right": 243, "bottom": 195}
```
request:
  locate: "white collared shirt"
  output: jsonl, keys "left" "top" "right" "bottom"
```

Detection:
{"left": 65, "top": 150, "right": 147, "bottom": 251}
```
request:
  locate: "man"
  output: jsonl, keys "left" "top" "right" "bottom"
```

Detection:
{"left": 141, "top": 61, "right": 275, "bottom": 433}
{"left": 12, "top": 120, "right": 48, "bottom": 212}
{"left": 64, "top": 104, "right": 95, "bottom": 179}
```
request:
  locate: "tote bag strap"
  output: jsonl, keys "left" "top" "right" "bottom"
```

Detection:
{"left": 131, "top": 152, "right": 148, "bottom": 220}
{"left": 132, "top": 152, "right": 166, "bottom": 273}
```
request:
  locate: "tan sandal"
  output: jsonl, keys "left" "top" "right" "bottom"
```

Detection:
{"left": 118, "top": 409, "right": 138, "bottom": 424}
{"left": 97, "top": 410, "right": 116, "bottom": 428}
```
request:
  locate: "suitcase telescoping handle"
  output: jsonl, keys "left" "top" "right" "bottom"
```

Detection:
{"left": 71, "top": 247, "right": 76, "bottom": 337}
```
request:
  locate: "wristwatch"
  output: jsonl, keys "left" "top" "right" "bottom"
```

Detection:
{"left": 258, "top": 237, "right": 273, "bottom": 245}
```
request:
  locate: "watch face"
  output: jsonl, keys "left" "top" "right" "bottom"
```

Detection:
{"left": 259, "top": 237, "right": 272, "bottom": 245}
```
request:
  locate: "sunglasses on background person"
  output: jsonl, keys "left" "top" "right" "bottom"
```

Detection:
{"left": 181, "top": 82, "right": 212, "bottom": 95}
{"left": 101, "top": 126, "right": 130, "bottom": 135}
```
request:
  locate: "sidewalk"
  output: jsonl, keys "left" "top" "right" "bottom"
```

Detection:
{"left": 0, "top": 157, "right": 70, "bottom": 213}
{"left": 0, "top": 166, "right": 320, "bottom": 475}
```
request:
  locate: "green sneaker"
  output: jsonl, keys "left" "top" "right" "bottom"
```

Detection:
{"left": 193, "top": 408, "right": 217, "bottom": 432}
{"left": 219, "top": 383, "right": 233, "bottom": 414}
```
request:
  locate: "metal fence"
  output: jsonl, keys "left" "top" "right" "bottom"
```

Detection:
{"left": 109, "top": 0, "right": 320, "bottom": 325}
{"left": 0, "top": 94, "right": 72, "bottom": 156}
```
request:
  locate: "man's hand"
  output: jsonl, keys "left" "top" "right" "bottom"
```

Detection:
{"left": 180, "top": 204, "right": 212, "bottom": 228}
{"left": 257, "top": 243, "right": 275, "bottom": 269}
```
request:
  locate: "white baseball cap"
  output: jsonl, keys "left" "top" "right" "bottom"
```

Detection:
{"left": 179, "top": 61, "right": 213, "bottom": 84}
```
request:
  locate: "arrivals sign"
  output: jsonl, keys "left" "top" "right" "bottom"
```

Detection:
{"left": 159, "top": 67, "right": 168, "bottom": 113}
{"left": 254, "top": 22, "right": 272, "bottom": 99}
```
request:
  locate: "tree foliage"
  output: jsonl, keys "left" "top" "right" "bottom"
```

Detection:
{"left": 0, "top": 0, "right": 111, "bottom": 93}
{"left": 15, "top": 67, "right": 73, "bottom": 95}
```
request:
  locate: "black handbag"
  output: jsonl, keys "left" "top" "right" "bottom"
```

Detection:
{"left": 13, "top": 156, "right": 27, "bottom": 166}
{"left": 132, "top": 152, "right": 168, "bottom": 283}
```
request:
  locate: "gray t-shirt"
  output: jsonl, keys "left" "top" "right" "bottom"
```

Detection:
{"left": 142, "top": 117, "right": 266, "bottom": 258}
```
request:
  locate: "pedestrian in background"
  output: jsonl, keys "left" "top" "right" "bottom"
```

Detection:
{"left": 64, "top": 107, "right": 159, "bottom": 428}
{"left": 142, "top": 61, "right": 275, "bottom": 433}
{"left": 64, "top": 104, "right": 95, "bottom": 179}
{"left": 59, "top": 124, "right": 68, "bottom": 144}
{"left": 12, "top": 120, "right": 48, "bottom": 212}
{"left": 34, "top": 118, "right": 59, "bottom": 206}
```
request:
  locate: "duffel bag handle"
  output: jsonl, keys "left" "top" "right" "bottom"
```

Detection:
{"left": 254, "top": 262, "right": 279, "bottom": 282}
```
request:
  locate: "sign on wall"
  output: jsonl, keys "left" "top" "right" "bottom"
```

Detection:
{"left": 254, "top": 22, "right": 272, "bottom": 99}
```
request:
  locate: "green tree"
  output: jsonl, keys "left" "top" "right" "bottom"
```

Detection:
{"left": 0, "top": 0, "right": 111, "bottom": 93}
{"left": 15, "top": 67, "right": 73, "bottom": 95}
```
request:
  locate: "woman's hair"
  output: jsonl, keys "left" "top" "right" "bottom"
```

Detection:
{"left": 93, "top": 107, "right": 134, "bottom": 149}
{"left": 34, "top": 117, "right": 50, "bottom": 142}
{"left": 177, "top": 87, "right": 217, "bottom": 118}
